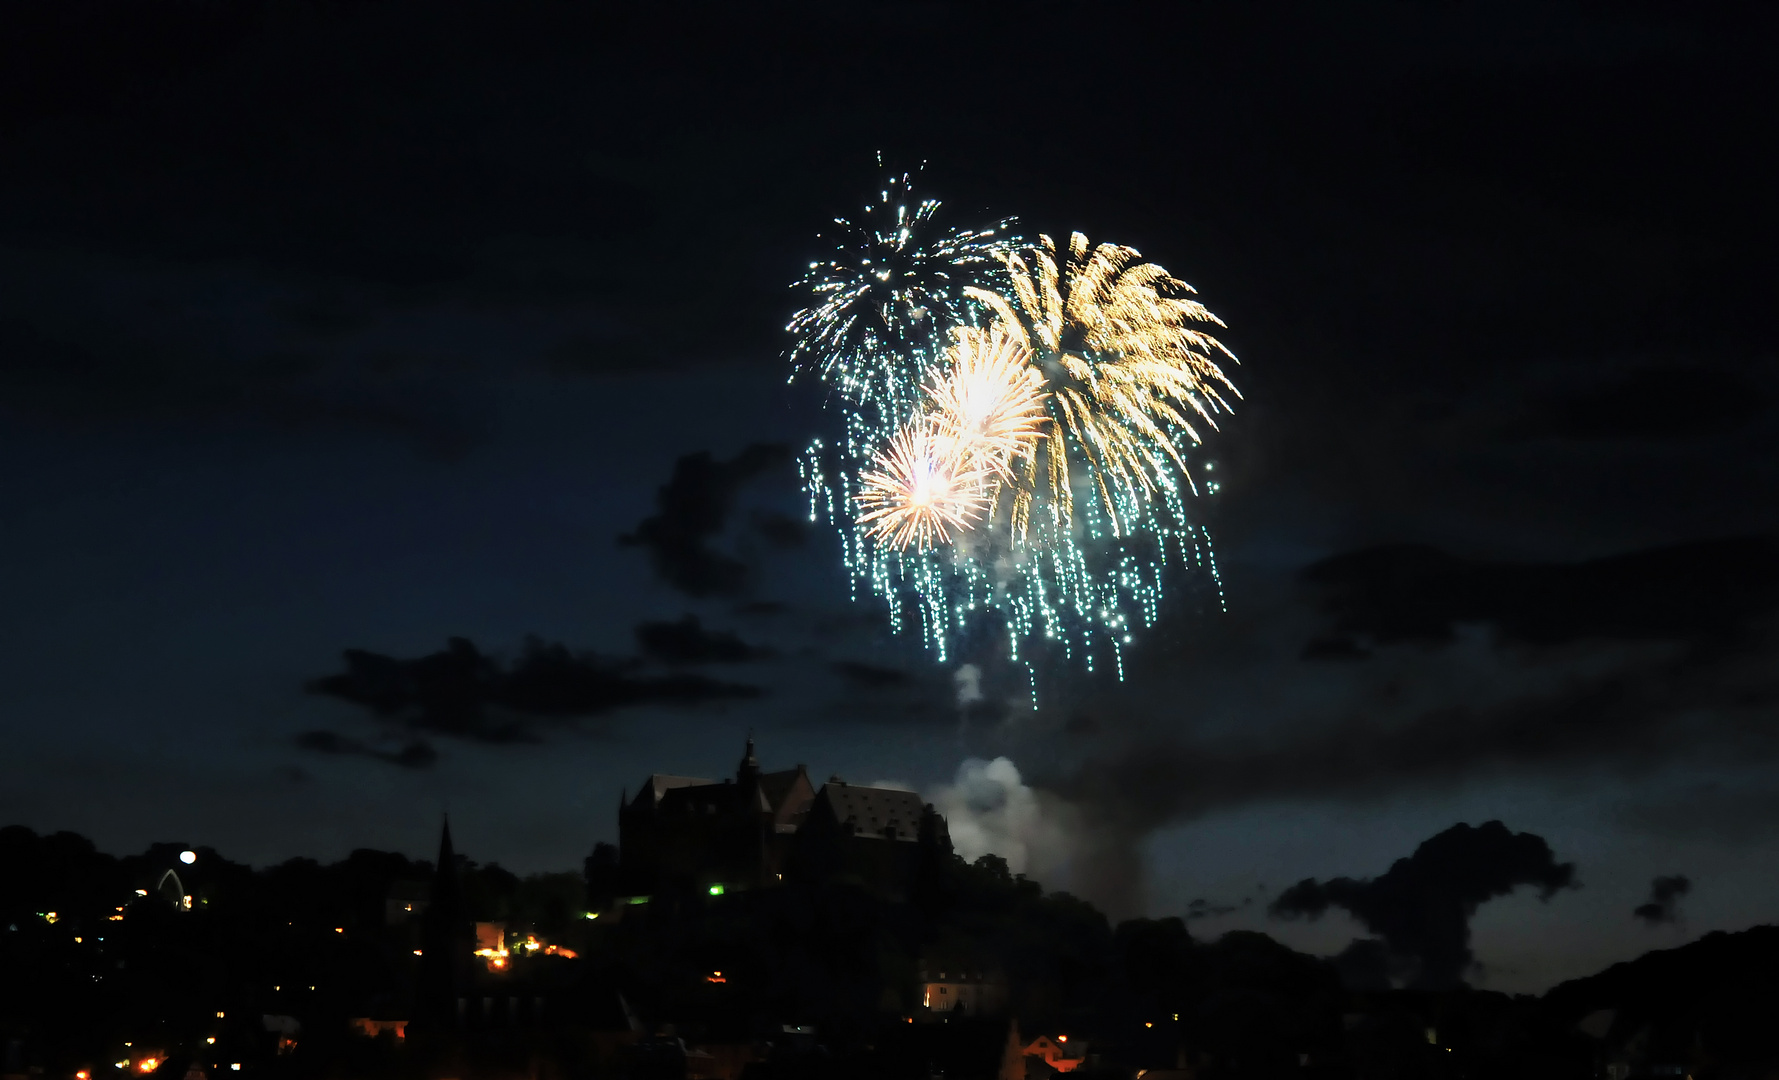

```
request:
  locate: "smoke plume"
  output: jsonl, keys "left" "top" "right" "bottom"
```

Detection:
{"left": 930, "top": 757, "right": 1083, "bottom": 892}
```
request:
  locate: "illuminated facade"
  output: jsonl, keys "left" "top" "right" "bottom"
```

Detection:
{"left": 918, "top": 964, "right": 1008, "bottom": 1018}
{"left": 1022, "top": 1034, "right": 1087, "bottom": 1073}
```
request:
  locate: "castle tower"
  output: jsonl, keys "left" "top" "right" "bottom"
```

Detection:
{"left": 737, "top": 733, "right": 761, "bottom": 786}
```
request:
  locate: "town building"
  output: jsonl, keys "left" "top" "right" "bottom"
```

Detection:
{"left": 616, "top": 738, "right": 952, "bottom": 902}
{"left": 1022, "top": 1034, "right": 1086, "bottom": 1073}
{"left": 918, "top": 962, "right": 1009, "bottom": 1018}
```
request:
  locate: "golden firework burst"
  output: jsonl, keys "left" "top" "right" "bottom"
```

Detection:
{"left": 926, "top": 326, "right": 1049, "bottom": 482}
{"left": 964, "top": 232, "right": 1238, "bottom": 535}
{"left": 856, "top": 422, "right": 991, "bottom": 551}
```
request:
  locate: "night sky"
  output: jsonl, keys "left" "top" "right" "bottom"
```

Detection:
{"left": 3, "top": 0, "right": 1775, "bottom": 995}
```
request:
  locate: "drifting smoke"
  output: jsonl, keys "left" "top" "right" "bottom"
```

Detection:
{"left": 954, "top": 664, "right": 984, "bottom": 708}
{"left": 930, "top": 757, "right": 1079, "bottom": 885}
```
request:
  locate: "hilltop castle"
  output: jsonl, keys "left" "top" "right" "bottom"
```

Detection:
{"left": 616, "top": 737, "right": 953, "bottom": 902}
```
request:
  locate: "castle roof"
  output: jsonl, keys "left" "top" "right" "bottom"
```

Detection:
{"left": 759, "top": 766, "right": 811, "bottom": 809}
{"left": 658, "top": 780, "right": 767, "bottom": 816}
{"left": 634, "top": 774, "right": 715, "bottom": 807}
{"left": 818, "top": 781, "right": 926, "bottom": 841}
{"left": 630, "top": 762, "right": 811, "bottom": 818}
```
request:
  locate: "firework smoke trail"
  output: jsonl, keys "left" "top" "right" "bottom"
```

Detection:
{"left": 792, "top": 184, "right": 1235, "bottom": 686}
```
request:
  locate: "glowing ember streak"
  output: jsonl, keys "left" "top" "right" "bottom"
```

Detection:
{"left": 857, "top": 423, "right": 989, "bottom": 550}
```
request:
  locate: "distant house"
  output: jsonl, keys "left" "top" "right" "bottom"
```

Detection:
{"left": 347, "top": 1018, "right": 406, "bottom": 1040}
{"left": 1022, "top": 1034, "right": 1086, "bottom": 1073}
{"left": 918, "top": 962, "right": 1009, "bottom": 1018}
{"left": 383, "top": 880, "right": 429, "bottom": 925}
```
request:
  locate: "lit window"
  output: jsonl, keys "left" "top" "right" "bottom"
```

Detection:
{"left": 708, "top": 884, "right": 725, "bottom": 896}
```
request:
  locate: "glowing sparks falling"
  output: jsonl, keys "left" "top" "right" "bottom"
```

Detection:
{"left": 857, "top": 422, "right": 989, "bottom": 551}
{"left": 791, "top": 181, "right": 1236, "bottom": 687}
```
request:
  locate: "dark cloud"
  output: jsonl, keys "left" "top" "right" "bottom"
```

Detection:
{"left": 751, "top": 509, "right": 808, "bottom": 548}
{"left": 294, "top": 730, "right": 438, "bottom": 769}
{"left": 1615, "top": 782, "right": 1779, "bottom": 841}
{"left": 621, "top": 445, "right": 791, "bottom": 596}
{"left": 1521, "top": 367, "right": 1765, "bottom": 441}
{"left": 1300, "top": 636, "right": 1369, "bottom": 662}
{"left": 1330, "top": 939, "right": 1409, "bottom": 992}
{"left": 1270, "top": 821, "right": 1578, "bottom": 989}
{"left": 831, "top": 661, "right": 912, "bottom": 688}
{"left": 1068, "top": 634, "right": 1779, "bottom": 837}
{"left": 1300, "top": 535, "right": 1779, "bottom": 651}
{"left": 1632, "top": 874, "right": 1691, "bottom": 925}
{"left": 0, "top": 313, "right": 495, "bottom": 457}
{"left": 634, "top": 615, "right": 764, "bottom": 664}
{"left": 308, "top": 636, "right": 761, "bottom": 746}
{"left": 1038, "top": 534, "right": 1779, "bottom": 919}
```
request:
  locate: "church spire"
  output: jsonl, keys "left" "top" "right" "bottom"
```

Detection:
{"left": 436, "top": 814, "right": 456, "bottom": 870}
{"left": 737, "top": 731, "right": 760, "bottom": 784}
